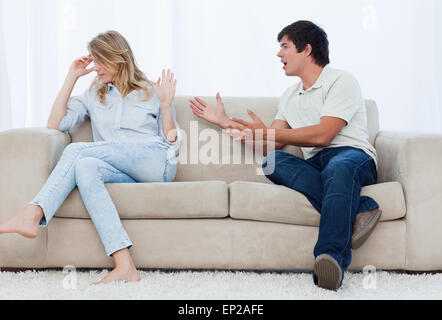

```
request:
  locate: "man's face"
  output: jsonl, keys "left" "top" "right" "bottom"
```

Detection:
{"left": 277, "top": 35, "right": 307, "bottom": 76}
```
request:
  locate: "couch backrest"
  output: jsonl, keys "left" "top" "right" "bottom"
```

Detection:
{"left": 68, "top": 96, "right": 379, "bottom": 183}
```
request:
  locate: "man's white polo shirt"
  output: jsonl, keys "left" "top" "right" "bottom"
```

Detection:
{"left": 275, "top": 65, "right": 378, "bottom": 167}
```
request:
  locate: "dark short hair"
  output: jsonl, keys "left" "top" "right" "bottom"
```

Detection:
{"left": 278, "top": 20, "right": 330, "bottom": 67}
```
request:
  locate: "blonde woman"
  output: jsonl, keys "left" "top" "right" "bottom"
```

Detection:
{"left": 0, "top": 31, "right": 182, "bottom": 285}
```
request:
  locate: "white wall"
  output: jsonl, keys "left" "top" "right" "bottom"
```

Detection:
{"left": 1, "top": 0, "right": 441, "bottom": 133}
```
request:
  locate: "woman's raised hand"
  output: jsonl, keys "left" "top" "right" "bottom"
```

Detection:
{"left": 69, "top": 54, "right": 95, "bottom": 79}
{"left": 155, "top": 69, "right": 177, "bottom": 106}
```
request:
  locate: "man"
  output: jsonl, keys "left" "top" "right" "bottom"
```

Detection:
{"left": 189, "top": 20, "right": 381, "bottom": 291}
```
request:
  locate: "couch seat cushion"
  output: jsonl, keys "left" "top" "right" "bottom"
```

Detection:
{"left": 229, "top": 181, "right": 405, "bottom": 226}
{"left": 55, "top": 181, "right": 228, "bottom": 219}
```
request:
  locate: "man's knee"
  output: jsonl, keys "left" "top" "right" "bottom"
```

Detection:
{"left": 262, "top": 150, "right": 297, "bottom": 179}
{"left": 322, "top": 161, "right": 355, "bottom": 182}
{"left": 262, "top": 150, "right": 281, "bottom": 178}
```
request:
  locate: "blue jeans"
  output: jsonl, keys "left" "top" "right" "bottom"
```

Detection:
{"left": 31, "top": 141, "right": 176, "bottom": 256}
{"left": 262, "top": 146, "right": 378, "bottom": 275}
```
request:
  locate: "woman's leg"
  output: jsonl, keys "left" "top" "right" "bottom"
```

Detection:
{"left": 74, "top": 156, "right": 140, "bottom": 284}
{"left": 1, "top": 140, "right": 175, "bottom": 284}
{"left": 72, "top": 142, "right": 174, "bottom": 284}
{"left": 0, "top": 142, "right": 100, "bottom": 237}
{"left": 75, "top": 157, "right": 135, "bottom": 255}
{"left": 0, "top": 140, "right": 169, "bottom": 234}
{"left": 0, "top": 204, "right": 44, "bottom": 238}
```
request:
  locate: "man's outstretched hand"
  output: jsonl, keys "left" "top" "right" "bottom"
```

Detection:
{"left": 189, "top": 93, "right": 243, "bottom": 129}
{"left": 227, "top": 109, "right": 269, "bottom": 142}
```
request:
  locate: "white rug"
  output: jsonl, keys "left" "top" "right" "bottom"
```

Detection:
{"left": 1, "top": 269, "right": 442, "bottom": 300}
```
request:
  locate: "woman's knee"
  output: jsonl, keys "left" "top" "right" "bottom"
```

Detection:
{"left": 63, "top": 142, "right": 88, "bottom": 157}
{"left": 75, "top": 157, "right": 101, "bottom": 185}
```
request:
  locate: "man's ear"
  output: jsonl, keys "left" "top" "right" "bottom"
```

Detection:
{"left": 304, "top": 44, "right": 313, "bottom": 57}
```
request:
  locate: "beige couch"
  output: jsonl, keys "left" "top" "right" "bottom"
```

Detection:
{"left": 1, "top": 97, "right": 442, "bottom": 272}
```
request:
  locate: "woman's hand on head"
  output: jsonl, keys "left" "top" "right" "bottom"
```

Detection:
{"left": 155, "top": 69, "right": 177, "bottom": 107}
{"left": 69, "top": 55, "right": 95, "bottom": 79}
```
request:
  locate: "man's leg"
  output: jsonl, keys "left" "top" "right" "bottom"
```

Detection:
{"left": 262, "top": 150, "right": 323, "bottom": 212}
{"left": 313, "top": 147, "right": 378, "bottom": 289}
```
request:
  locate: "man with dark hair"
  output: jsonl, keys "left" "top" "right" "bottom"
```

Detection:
{"left": 189, "top": 20, "right": 381, "bottom": 291}
{"left": 278, "top": 20, "right": 330, "bottom": 67}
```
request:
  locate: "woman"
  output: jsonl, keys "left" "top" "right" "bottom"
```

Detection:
{"left": 0, "top": 31, "right": 182, "bottom": 285}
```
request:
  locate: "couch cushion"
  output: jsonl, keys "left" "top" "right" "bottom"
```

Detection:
{"left": 229, "top": 181, "right": 406, "bottom": 226}
{"left": 55, "top": 181, "right": 228, "bottom": 219}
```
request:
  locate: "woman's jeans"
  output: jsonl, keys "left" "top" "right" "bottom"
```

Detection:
{"left": 262, "top": 146, "right": 379, "bottom": 274}
{"left": 30, "top": 141, "right": 176, "bottom": 256}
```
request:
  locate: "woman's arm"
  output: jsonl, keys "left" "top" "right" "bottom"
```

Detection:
{"left": 159, "top": 103, "right": 178, "bottom": 142}
{"left": 47, "top": 55, "right": 95, "bottom": 130}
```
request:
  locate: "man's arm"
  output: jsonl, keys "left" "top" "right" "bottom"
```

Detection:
{"left": 189, "top": 94, "right": 347, "bottom": 154}
{"left": 255, "top": 119, "right": 291, "bottom": 156}
{"left": 269, "top": 119, "right": 291, "bottom": 150}
{"left": 229, "top": 115, "right": 347, "bottom": 150}
{"left": 273, "top": 116, "right": 347, "bottom": 147}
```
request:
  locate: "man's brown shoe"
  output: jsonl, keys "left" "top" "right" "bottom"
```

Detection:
{"left": 313, "top": 254, "right": 343, "bottom": 291}
{"left": 351, "top": 208, "right": 382, "bottom": 249}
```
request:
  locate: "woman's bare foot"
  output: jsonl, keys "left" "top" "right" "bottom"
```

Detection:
{"left": 93, "top": 265, "right": 141, "bottom": 285}
{"left": 93, "top": 248, "right": 141, "bottom": 285}
{"left": 0, "top": 204, "right": 44, "bottom": 238}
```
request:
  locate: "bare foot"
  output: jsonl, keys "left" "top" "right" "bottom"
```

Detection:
{"left": 0, "top": 204, "right": 44, "bottom": 238}
{"left": 93, "top": 264, "right": 141, "bottom": 285}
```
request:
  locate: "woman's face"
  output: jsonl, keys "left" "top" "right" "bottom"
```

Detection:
{"left": 91, "top": 54, "right": 118, "bottom": 83}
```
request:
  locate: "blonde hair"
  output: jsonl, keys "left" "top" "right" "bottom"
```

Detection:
{"left": 88, "top": 30, "right": 154, "bottom": 105}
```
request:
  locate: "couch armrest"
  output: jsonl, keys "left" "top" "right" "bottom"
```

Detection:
{"left": 375, "top": 131, "right": 442, "bottom": 270}
{"left": 0, "top": 128, "right": 70, "bottom": 268}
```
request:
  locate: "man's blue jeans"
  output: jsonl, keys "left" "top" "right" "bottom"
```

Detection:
{"left": 262, "top": 146, "right": 379, "bottom": 275}
{"left": 30, "top": 141, "right": 176, "bottom": 256}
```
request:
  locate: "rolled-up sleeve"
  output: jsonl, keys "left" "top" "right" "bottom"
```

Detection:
{"left": 58, "top": 91, "right": 90, "bottom": 132}
{"left": 158, "top": 102, "right": 182, "bottom": 155}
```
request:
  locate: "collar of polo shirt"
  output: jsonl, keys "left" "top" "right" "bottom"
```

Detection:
{"left": 299, "top": 64, "right": 331, "bottom": 95}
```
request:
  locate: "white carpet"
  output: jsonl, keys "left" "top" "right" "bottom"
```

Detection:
{"left": 1, "top": 269, "right": 442, "bottom": 300}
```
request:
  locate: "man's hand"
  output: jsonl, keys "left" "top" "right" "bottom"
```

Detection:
{"left": 189, "top": 93, "right": 243, "bottom": 129}
{"left": 227, "top": 109, "right": 268, "bottom": 142}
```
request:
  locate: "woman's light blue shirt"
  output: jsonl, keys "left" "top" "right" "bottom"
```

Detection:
{"left": 58, "top": 82, "right": 182, "bottom": 155}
